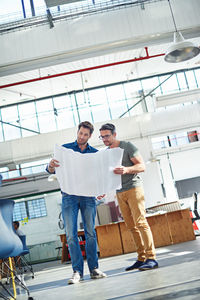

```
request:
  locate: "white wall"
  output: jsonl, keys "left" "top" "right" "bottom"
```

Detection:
{"left": 155, "top": 140, "right": 200, "bottom": 202}
{"left": 17, "top": 191, "right": 63, "bottom": 245}
{"left": 169, "top": 148, "right": 200, "bottom": 180}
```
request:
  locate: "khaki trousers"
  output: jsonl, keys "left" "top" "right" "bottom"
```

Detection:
{"left": 117, "top": 186, "right": 156, "bottom": 261}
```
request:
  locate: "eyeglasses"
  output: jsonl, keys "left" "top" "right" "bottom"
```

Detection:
{"left": 99, "top": 134, "right": 112, "bottom": 140}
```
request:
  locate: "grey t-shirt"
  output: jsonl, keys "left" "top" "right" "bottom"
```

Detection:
{"left": 117, "top": 141, "right": 142, "bottom": 193}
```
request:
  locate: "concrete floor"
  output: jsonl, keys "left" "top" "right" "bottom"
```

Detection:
{"left": 24, "top": 237, "right": 200, "bottom": 300}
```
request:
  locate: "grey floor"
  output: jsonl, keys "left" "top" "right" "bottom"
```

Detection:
{"left": 24, "top": 237, "right": 200, "bottom": 300}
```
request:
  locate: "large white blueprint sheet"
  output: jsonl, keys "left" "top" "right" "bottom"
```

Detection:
{"left": 54, "top": 144, "right": 124, "bottom": 196}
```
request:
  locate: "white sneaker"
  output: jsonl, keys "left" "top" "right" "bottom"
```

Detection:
{"left": 68, "top": 271, "right": 83, "bottom": 284}
{"left": 90, "top": 268, "right": 107, "bottom": 279}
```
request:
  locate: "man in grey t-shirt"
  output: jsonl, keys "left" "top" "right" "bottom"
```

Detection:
{"left": 99, "top": 123, "right": 158, "bottom": 271}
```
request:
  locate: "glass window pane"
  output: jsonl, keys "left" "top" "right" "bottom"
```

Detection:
{"left": 21, "top": 159, "right": 49, "bottom": 175}
{"left": 126, "top": 98, "right": 143, "bottom": 116}
{"left": 88, "top": 88, "right": 107, "bottom": 105}
{"left": 91, "top": 105, "right": 111, "bottom": 123}
{"left": 169, "top": 134, "right": 177, "bottom": 147}
{"left": 18, "top": 102, "right": 39, "bottom": 137}
{"left": 194, "top": 69, "right": 200, "bottom": 87}
{"left": 33, "top": 0, "right": 46, "bottom": 16}
{"left": 8, "top": 169, "right": 20, "bottom": 179}
{"left": 18, "top": 102, "right": 36, "bottom": 118}
{"left": 88, "top": 88, "right": 111, "bottom": 122}
{"left": 185, "top": 70, "right": 198, "bottom": 89}
{"left": 21, "top": 167, "right": 33, "bottom": 176}
{"left": 23, "top": 0, "right": 32, "bottom": 17}
{"left": 13, "top": 202, "right": 27, "bottom": 222}
{"left": 143, "top": 95, "right": 156, "bottom": 113}
{"left": 105, "top": 85, "right": 128, "bottom": 119}
{"left": 0, "top": 0, "right": 23, "bottom": 23}
{"left": 38, "top": 111, "right": 57, "bottom": 133}
{"left": 1, "top": 172, "right": 9, "bottom": 180}
{"left": 0, "top": 123, "right": 4, "bottom": 142}
{"left": 176, "top": 73, "right": 188, "bottom": 91}
{"left": 21, "top": 158, "right": 49, "bottom": 168}
{"left": 141, "top": 77, "right": 161, "bottom": 96}
{"left": 27, "top": 198, "right": 47, "bottom": 219}
{"left": 76, "top": 92, "right": 92, "bottom": 122}
{"left": 69, "top": 94, "right": 79, "bottom": 125}
{"left": 123, "top": 81, "right": 143, "bottom": 99}
{"left": 1, "top": 106, "right": 19, "bottom": 122}
{"left": 36, "top": 98, "right": 53, "bottom": 113}
{"left": 109, "top": 99, "right": 128, "bottom": 119}
{"left": 20, "top": 117, "right": 39, "bottom": 137}
{"left": 152, "top": 136, "right": 169, "bottom": 150}
{"left": 1, "top": 106, "right": 21, "bottom": 140}
{"left": 0, "top": 167, "right": 8, "bottom": 172}
{"left": 78, "top": 107, "right": 93, "bottom": 123}
{"left": 53, "top": 95, "right": 70, "bottom": 109}
{"left": 76, "top": 91, "right": 88, "bottom": 106}
{"left": 32, "top": 165, "right": 46, "bottom": 174}
{"left": 106, "top": 85, "right": 125, "bottom": 102}
{"left": 159, "top": 74, "right": 179, "bottom": 94}
{"left": 0, "top": 167, "right": 9, "bottom": 180}
{"left": 56, "top": 108, "right": 75, "bottom": 130}
{"left": 2, "top": 123, "right": 21, "bottom": 141}
{"left": 176, "top": 132, "right": 189, "bottom": 146}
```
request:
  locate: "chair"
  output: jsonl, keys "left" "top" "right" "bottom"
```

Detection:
{"left": 16, "top": 235, "right": 34, "bottom": 279}
{"left": 0, "top": 199, "right": 34, "bottom": 300}
{"left": 0, "top": 200, "right": 22, "bottom": 257}
{"left": 191, "top": 193, "right": 200, "bottom": 222}
{"left": 190, "top": 193, "right": 200, "bottom": 235}
{"left": 0, "top": 199, "right": 20, "bottom": 300}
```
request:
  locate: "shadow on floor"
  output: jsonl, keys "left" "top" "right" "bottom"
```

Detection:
{"left": 106, "top": 279, "right": 200, "bottom": 300}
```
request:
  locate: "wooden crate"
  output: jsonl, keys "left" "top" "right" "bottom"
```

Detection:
{"left": 147, "top": 213, "right": 172, "bottom": 247}
{"left": 96, "top": 223, "right": 123, "bottom": 257}
{"left": 118, "top": 222, "right": 137, "bottom": 254}
{"left": 119, "top": 214, "right": 172, "bottom": 253}
{"left": 166, "top": 209, "right": 196, "bottom": 244}
{"left": 96, "top": 209, "right": 196, "bottom": 258}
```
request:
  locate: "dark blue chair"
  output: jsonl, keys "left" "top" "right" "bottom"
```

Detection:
{"left": 0, "top": 199, "right": 23, "bottom": 257}
{"left": 19, "top": 235, "right": 29, "bottom": 255}
{"left": 0, "top": 199, "right": 34, "bottom": 300}
{"left": 17, "top": 235, "right": 35, "bottom": 279}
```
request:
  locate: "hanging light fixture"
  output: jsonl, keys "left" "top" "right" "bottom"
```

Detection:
{"left": 164, "top": 0, "right": 200, "bottom": 63}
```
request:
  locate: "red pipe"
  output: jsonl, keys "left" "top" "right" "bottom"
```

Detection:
{"left": 0, "top": 50, "right": 165, "bottom": 89}
{"left": 2, "top": 177, "right": 27, "bottom": 182}
{"left": 145, "top": 46, "right": 149, "bottom": 57}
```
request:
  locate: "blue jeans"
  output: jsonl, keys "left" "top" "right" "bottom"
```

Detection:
{"left": 62, "top": 194, "right": 98, "bottom": 276}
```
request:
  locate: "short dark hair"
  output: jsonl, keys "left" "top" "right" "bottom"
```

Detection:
{"left": 99, "top": 123, "right": 116, "bottom": 134}
{"left": 13, "top": 221, "right": 20, "bottom": 228}
{"left": 78, "top": 121, "right": 94, "bottom": 134}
